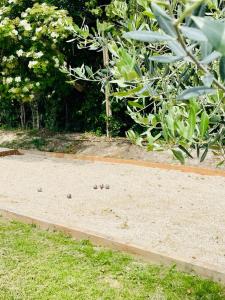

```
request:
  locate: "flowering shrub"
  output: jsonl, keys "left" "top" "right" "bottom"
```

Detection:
{"left": 0, "top": 1, "right": 76, "bottom": 105}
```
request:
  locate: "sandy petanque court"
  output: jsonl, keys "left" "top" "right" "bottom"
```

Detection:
{"left": 0, "top": 152, "right": 225, "bottom": 275}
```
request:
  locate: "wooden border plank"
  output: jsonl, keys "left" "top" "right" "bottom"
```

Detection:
{"left": 1, "top": 208, "right": 225, "bottom": 284}
{"left": 20, "top": 149, "right": 225, "bottom": 177}
{"left": 0, "top": 148, "right": 20, "bottom": 157}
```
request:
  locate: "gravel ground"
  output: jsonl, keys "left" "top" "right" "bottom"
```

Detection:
{"left": 0, "top": 153, "right": 225, "bottom": 272}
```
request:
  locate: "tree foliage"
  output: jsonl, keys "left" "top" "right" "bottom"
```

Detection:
{"left": 0, "top": 0, "right": 224, "bottom": 164}
{"left": 0, "top": 0, "right": 130, "bottom": 134}
{"left": 121, "top": 1, "right": 225, "bottom": 163}
{"left": 70, "top": 0, "right": 225, "bottom": 164}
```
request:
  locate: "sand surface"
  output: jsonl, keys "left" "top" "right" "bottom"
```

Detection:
{"left": 0, "top": 153, "right": 225, "bottom": 272}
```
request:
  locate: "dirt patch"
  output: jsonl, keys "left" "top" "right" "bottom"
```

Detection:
{"left": 0, "top": 130, "right": 24, "bottom": 144}
{"left": 0, "top": 153, "right": 224, "bottom": 274}
{"left": 0, "top": 129, "right": 224, "bottom": 170}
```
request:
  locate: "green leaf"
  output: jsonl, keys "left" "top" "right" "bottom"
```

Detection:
{"left": 113, "top": 86, "right": 142, "bottom": 97}
{"left": 143, "top": 8, "right": 154, "bottom": 19}
{"left": 151, "top": 115, "right": 157, "bottom": 127}
{"left": 201, "top": 74, "right": 214, "bottom": 87}
{"left": 192, "top": 17, "right": 225, "bottom": 55}
{"left": 74, "top": 67, "right": 84, "bottom": 78}
{"left": 200, "top": 41, "right": 213, "bottom": 60}
{"left": 128, "top": 101, "right": 143, "bottom": 109}
{"left": 200, "top": 145, "right": 209, "bottom": 162}
{"left": 172, "top": 149, "right": 185, "bottom": 164}
{"left": 186, "top": 3, "right": 206, "bottom": 27}
{"left": 200, "top": 51, "right": 221, "bottom": 65}
{"left": 137, "top": 84, "right": 156, "bottom": 96}
{"left": 151, "top": 3, "right": 176, "bottom": 37}
{"left": 149, "top": 55, "right": 183, "bottom": 63}
{"left": 200, "top": 111, "right": 209, "bottom": 138}
{"left": 166, "top": 115, "right": 175, "bottom": 137}
{"left": 181, "top": 26, "right": 207, "bottom": 42}
{"left": 197, "top": 144, "right": 200, "bottom": 158}
{"left": 134, "top": 64, "right": 142, "bottom": 77}
{"left": 177, "top": 86, "right": 216, "bottom": 100}
{"left": 178, "top": 145, "right": 193, "bottom": 159}
{"left": 180, "top": 66, "right": 192, "bottom": 83}
{"left": 161, "top": 123, "right": 169, "bottom": 141}
{"left": 144, "top": 54, "right": 154, "bottom": 74}
{"left": 219, "top": 56, "right": 225, "bottom": 82}
{"left": 126, "top": 129, "right": 138, "bottom": 144}
{"left": 188, "top": 104, "right": 196, "bottom": 138}
{"left": 167, "top": 40, "right": 186, "bottom": 57}
{"left": 123, "top": 30, "right": 173, "bottom": 43}
{"left": 193, "top": 3, "right": 206, "bottom": 17}
{"left": 85, "top": 66, "right": 94, "bottom": 77}
{"left": 217, "top": 160, "right": 225, "bottom": 167}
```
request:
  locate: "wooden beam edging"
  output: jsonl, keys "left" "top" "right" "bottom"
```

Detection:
{"left": 20, "top": 149, "right": 225, "bottom": 177}
{"left": 0, "top": 208, "right": 225, "bottom": 284}
{"left": 0, "top": 148, "right": 21, "bottom": 157}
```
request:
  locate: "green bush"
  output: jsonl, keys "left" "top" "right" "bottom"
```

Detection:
{"left": 0, "top": 1, "right": 76, "bottom": 128}
{"left": 0, "top": 0, "right": 131, "bottom": 134}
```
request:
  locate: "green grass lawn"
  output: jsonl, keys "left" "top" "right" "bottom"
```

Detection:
{"left": 0, "top": 218, "right": 224, "bottom": 300}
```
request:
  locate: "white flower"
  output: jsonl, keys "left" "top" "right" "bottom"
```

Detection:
{"left": 34, "top": 51, "right": 43, "bottom": 58}
{"left": 6, "top": 77, "right": 13, "bottom": 84}
{"left": 28, "top": 61, "right": 38, "bottom": 68}
{"left": 57, "top": 19, "right": 63, "bottom": 26}
{"left": 36, "top": 27, "right": 42, "bottom": 33}
{"left": 50, "top": 32, "right": 59, "bottom": 38}
{"left": 12, "top": 29, "right": 18, "bottom": 36}
{"left": 21, "top": 12, "right": 27, "bottom": 18}
{"left": 20, "top": 20, "right": 32, "bottom": 31}
{"left": 15, "top": 76, "right": 21, "bottom": 82}
{"left": 16, "top": 49, "right": 24, "bottom": 57}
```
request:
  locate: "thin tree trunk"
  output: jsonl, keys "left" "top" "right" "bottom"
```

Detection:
{"left": 20, "top": 103, "right": 26, "bottom": 129}
{"left": 31, "top": 102, "right": 40, "bottom": 129}
{"left": 65, "top": 100, "right": 69, "bottom": 130}
{"left": 103, "top": 45, "right": 112, "bottom": 138}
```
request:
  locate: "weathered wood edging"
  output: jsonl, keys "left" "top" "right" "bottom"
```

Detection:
{"left": 1, "top": 208, "right": 225, "bottom": 284}
{"left": 0, "top": 148, "right": 20, "bottom": 157}
{"left": 20, "top": 149, "right": 225, "bottom": 177}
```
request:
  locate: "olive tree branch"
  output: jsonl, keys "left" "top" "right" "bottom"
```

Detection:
{"left": 174, "top": 24, "right": 225, "bottom": 94}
